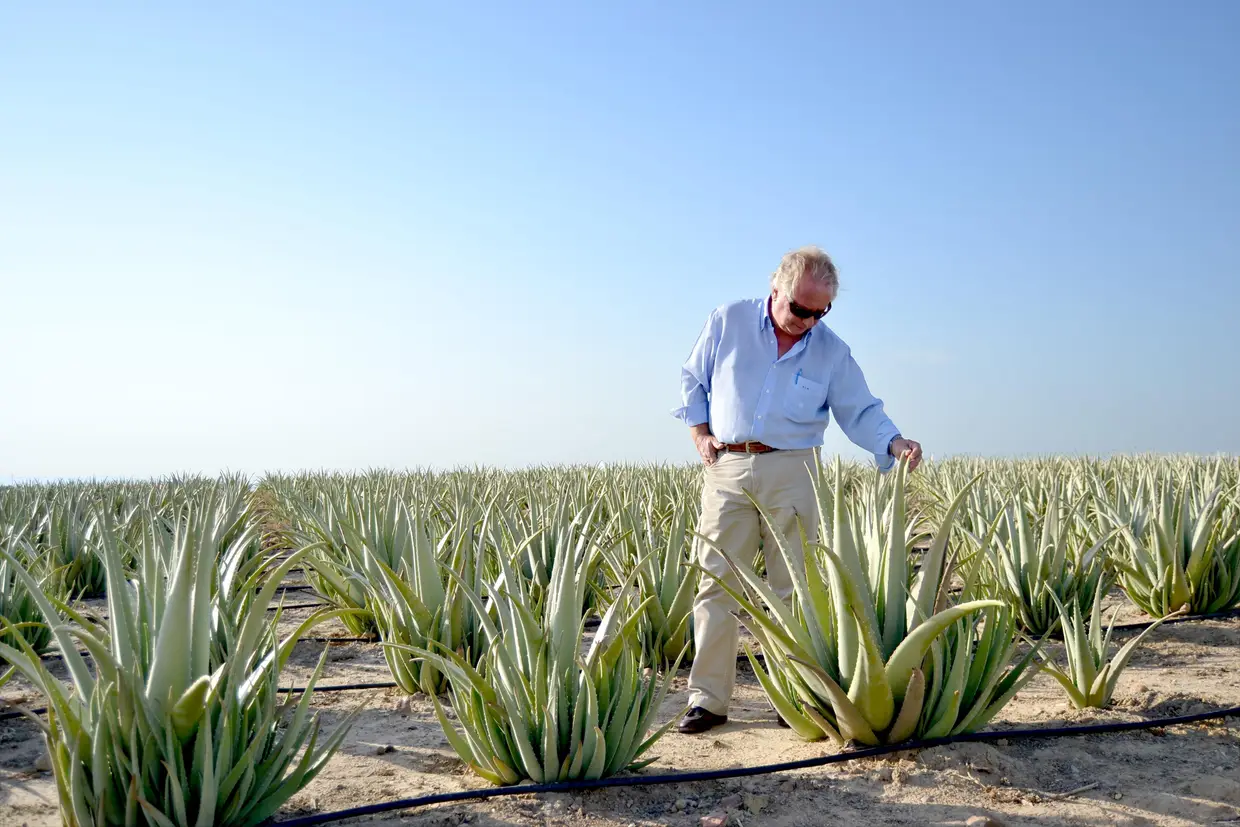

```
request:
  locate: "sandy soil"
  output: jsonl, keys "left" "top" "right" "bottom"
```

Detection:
{"left": 5, "top": 595, "right": 1240, "bottom": 827}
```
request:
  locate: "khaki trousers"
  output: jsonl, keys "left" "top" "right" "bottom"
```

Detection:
{"left": 687, "top": 447, "right": 821, "bottom": 715}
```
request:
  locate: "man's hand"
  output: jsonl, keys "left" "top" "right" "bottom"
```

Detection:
{"left": 889, "top": 437, "right": 924, "bottom": 471}
{"left": 692, "top": 426, "right": 725, "bottom": 466}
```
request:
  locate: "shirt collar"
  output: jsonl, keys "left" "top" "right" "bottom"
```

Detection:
{"left": 760, "top": 295, "right": 815, "bottom": 340}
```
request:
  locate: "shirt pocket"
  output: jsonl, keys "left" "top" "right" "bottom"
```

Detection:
{"left": 784, "top": 374, "right": 826, "bottom": 421}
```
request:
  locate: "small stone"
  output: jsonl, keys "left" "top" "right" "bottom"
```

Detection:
{"left": 700, "top": 813, "right": 730, "bottom": 827}
{"left": 34, "top": 752, "right": 52, "bottom": 772}
{"left": 779, "top": 780, "right": 797, "bottom": 793}
{"left": 672, "top": 799, "right": 688, "bottom": 812}
{"left": 996, "top": 738, "right": 1010, "bottom": 747}
{"left": 1112, "top": 792, "right": 1123, "bottom": 800}
{"left": 542, "top": 793, "right": 571, "bottom": 811}
{"left": 375, "top": 744, "right": 395, "bottom": 755}
{"left": 876, "top": 766, "right": 893, "bottom": 783}
{"left": 965, "top": 816, "right": 1006, "bottom": 827}
{"left": 743, "top": 793, "right": 768, "bottom": 814}
{"left": 719, "top": 793, "right": 743, "bottom": 810}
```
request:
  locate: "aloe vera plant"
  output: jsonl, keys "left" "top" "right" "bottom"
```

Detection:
{"left": 333, "top": 495, "right": 490, "bottom": 695}
{"left": 288, "top": 484, "right": 398, "bottom": 637}
{"left": 396, "top": 506, "right": 685, "bottom": 785}
{"left": 0, "top": 537, "right": 59, "bottom": 658}
{"left": 0, "top": 502, "right": 356, "bottom": 827}
{"left": 40, "top": 492, "right": 106, "bottom": 599}
{"left": 611, "top": 499, "right": 698, "bottom": 668}
{"left": 1040, "top": 587, "right": 1179, "bottom": 708}
{"left": 699, "top": 457, "right": 1033, "bottom": 745}
{"left": 1107, "top": 470, "right": 1240, "bottom": 616}
{"left": 915, "top": 604, "right": 1042, "bottom": 738}
{"left": 980, "top": 486, "right": 1115, "bottom": 636}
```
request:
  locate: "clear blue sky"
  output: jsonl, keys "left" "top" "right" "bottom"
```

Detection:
{"left": 2, "top": 2, "right": 1237, "bottom": 481}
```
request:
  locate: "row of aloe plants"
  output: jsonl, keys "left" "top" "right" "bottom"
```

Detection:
{"left": 255, "top": 457, "right": 1238, "bottom": 765}
{"left": 0, "top": 483, "right": 355, "bottom": 827}
{"left": 2, "top": 456, "right": 1236, "bottom": 814}
{"left": 918, "top": 456, "right": 1240, "bottom": 630}
{"left": 264, "top": 473, "right": 702, "bottom": 781}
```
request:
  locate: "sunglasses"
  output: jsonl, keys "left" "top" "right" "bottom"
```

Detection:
{"left": 788, "top": 298, "right": 832, "bottom": 320}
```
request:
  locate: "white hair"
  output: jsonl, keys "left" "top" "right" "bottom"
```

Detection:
{"left": 770, "top": 246, "right": 839, "bottom": 299}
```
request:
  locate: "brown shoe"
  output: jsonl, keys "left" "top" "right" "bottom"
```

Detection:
{"left": 678, "top": 706, "right": 728, "bottom": 734}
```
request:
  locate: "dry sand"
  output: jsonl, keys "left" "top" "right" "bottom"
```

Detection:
{"left": 5, "top": 596, "right": 1240, "bottom": 827}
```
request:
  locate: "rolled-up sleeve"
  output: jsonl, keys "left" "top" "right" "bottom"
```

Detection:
{"left": 671, "top": 310, "right": 719, "bottom": 427}
{"left": 827, "top": 346, "right": 902, "bottom": 472}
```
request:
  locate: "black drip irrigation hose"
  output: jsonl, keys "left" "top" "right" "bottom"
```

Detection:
{"left": 13, "top": 604, "right": 1240, "bottom": 708}
{"left": 3, "top": 655, "right": 760, "bottom": 721}
{"left": 272, "top": 703, "right": 1240, "bottom": 827}
{"left": 1107, "top": 605, "right": 1240, "bottom": 633}
{"left": 296, "top": 681, "right": 398, "bottom": 693}
{"left": 1, "top": 614, "right": 1231, "bottom": 724}
{"left": 0, "top": 680, "right": 405, "bottom": 722}
{"left": 34, "top": 636, "right": 378, "bottom": 663}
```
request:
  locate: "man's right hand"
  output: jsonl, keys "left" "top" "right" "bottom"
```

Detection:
{"left": 693, "top": 430, "right": 725, "bottom": 466}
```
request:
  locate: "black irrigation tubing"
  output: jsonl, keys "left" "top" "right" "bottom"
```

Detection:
{"left": 35, "top": 638, "right": 379, "bottom": 663}
{"left": 0, "top": 681, "right": 404, "bottom": 721}
{"left": 1109, "top": 605, "right": 1240, "bottom": 633}
{"left": 1, "top": 651, "right": 769, "bottom": 722}
{"left": 272, "top": 703, "right": 1240, "bottom": 827}
{"left": 27, "top": 605, "right": 1240, "bottom": 665}
{"left": 289, "top": 681, "right": 398, "bottom": 693}
{"left": 9, "top": 608, "right": 1240, "bottom": 721}
{"left": 1034, "top": 606, "right": 1240, "bottom": 641}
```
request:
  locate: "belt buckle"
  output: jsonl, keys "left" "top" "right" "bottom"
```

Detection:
{"left": 743, "top": 441, "right": 763, "bottom": 454}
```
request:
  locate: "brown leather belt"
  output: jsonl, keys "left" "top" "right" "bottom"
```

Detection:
{"left": 720, "top": 441, "right": 778, "bottom": 454}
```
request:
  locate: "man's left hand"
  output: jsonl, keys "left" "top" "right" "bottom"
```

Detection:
{"left": 889, "top": 437, "right": 924, "bottom": 471}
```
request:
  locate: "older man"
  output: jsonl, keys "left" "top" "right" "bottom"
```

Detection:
{"left": 671, "top": 245, "right": 922, "bottom": 734}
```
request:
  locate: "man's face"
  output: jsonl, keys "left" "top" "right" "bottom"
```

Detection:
{"left": 771, "top": 279, "right": 833, "bottom": 337}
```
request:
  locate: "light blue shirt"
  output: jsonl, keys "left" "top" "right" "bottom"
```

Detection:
{"left": 672, "top": 297, "right": 902, "bottom": 471}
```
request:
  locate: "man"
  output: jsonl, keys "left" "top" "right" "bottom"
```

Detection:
{"left": 670, "top": 245, "right": 922, "bottom": 734}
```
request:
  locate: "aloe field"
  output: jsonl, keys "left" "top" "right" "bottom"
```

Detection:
{"left": 3, "top": 455, "right": 1240, "bottom": 827}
